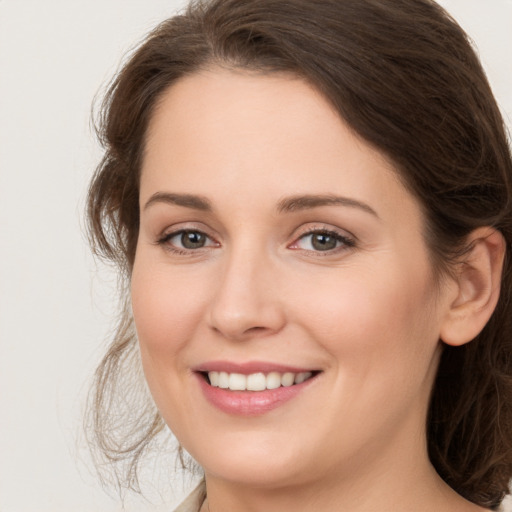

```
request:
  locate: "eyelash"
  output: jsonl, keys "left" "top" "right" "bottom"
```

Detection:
{"left": 156, "top": 227, "right": 356, "bottom": 256}
{"left": 156, "top": 229, "right": 219, "bottom": 256}
{"left": 290, "top": 228, "right": 356, "bottom": 255}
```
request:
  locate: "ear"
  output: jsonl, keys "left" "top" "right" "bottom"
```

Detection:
{"left": 440, "top": 227, "right": 506, "bottom": 347}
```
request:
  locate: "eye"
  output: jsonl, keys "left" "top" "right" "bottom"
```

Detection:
{"left": 158, "top": 229, "right": 217, "bottom": 252}
{"left": 291, "top": 229, "right": 355, "bottom": 253}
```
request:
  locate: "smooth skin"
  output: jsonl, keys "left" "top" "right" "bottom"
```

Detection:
{"left": 131, "top": 68, "right": 504, "bottom": 512}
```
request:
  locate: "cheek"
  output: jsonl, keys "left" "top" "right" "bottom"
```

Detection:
{"left": 130, "top": 260, "right": 214, "bottom": 430}
{"left": 293, "top": 266, "right": 442, "bottom": 445}
{"left": 291, "top": 263, "right": 440, "bottom": 375}
{"left": 131, "top": 262, "right": 210, "bottom": 368}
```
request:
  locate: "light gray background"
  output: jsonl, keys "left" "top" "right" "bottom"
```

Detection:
{"left": 0, "top": 1, "right": 511, "bottom": 511}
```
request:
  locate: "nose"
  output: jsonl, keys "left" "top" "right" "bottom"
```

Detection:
{"left": 207, "top": 246, "right": 286, "bottom": 341}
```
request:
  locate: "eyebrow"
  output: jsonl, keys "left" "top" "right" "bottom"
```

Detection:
{"left": 143, "top": 191, "right": 379, "bottom": 218}
{"left": 276, "top": 194, "right": 379, "bottom": 218}
{"left": 143, "top": 192, "right": 212, "bottom": 212}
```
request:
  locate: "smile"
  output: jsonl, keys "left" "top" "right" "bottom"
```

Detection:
{"left": 207, "top": 371, "right": 314, "bottom": 391}
{"left": 195, "top": 364, "right": 321, "bottom": 416}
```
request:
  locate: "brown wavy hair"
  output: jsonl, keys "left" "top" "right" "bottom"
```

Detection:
{"left": 86, "top": 0, "right": 512, "bottom": 507}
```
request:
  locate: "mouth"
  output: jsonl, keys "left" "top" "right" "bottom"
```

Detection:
{"left": 194, "top": 361, "right": 321, "bottom": 415}
{"left": 201, "top": 370, "right": 319, "bottom": 391}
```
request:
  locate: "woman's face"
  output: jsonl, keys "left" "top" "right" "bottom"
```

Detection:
{"left": 132, "top": 69, "right": 455, "bottom": 489}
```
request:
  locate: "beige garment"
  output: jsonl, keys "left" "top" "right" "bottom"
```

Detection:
{"left": 172, "top": 481, "right": 507, "bottom": 511}
{"left": 173, "top": 481, "right": 206, "bottom": 512}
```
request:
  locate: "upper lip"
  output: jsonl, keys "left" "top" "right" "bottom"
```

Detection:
{"left": 193, "top": 360, "right": 319, "bottom": 375}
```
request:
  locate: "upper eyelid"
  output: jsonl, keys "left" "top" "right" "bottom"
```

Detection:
{"left": 291, "top": 224, "right": 356, "bottom": 242}
{"left": 158, "top": 222, "right": 217, "bottom": 239}
{"left": 160, "top": 228, "right": 217, "bottom": 243}
{"left": 291, "top": 230, "right": 354, "bottom": 246}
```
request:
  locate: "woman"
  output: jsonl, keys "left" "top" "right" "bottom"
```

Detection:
{"left": 86, "top": 0, "right": 512, "bottom": 510}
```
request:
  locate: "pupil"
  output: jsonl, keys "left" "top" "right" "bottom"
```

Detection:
{"left": 181, "top": 231, "right": 206, "bottom": 249}
{"left": 312, "top": 233, "right": 337, "bottom": 251}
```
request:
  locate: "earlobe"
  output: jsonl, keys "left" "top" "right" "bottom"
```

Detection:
{"left": 440, "top": 227, "right": 506, "bottom": 347}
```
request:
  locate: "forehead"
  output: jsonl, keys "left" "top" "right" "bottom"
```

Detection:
{"left": 141, "top": 68, "right": 417, "bottom": 223}
{"left": 143, "top": 68, "right": 347, "bottom": 168}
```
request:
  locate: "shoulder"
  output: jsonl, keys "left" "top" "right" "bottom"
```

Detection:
{"left": 173, "top": 481, "right": 206, "bottom": 512}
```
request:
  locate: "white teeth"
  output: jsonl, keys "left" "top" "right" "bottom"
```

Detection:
{"left": 247, "top": 372, "right": 266, "bottom": 391}
{"left": 281, "top": 372, "right": 295, "bottom": 387}
{"left": 209, "top": 371, "right": 219, "bottom": 387}
{"left": 266, "top": 372, "right": 281, "bottom": 390}
{"left": 229, "top": 373, "right": 246, "bottom": 391}
{"left": 218, "top": 371, "right": 229, "bottom": 389}
{"left": 207, "top": 370, "right": 314, "bottom": 391}
{"left": 294, "top": 372, "right": 313, "bottom": 384}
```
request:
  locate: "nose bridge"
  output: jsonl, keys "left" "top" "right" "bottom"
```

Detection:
{"left": 208, "top": 239, "right": 284, "bottom": 340}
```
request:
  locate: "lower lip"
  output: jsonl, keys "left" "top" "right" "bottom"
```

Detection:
{"left": 196, "top": 373, "right": 317, "bottom": 416}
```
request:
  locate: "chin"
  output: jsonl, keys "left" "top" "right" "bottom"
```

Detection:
{"left": 184, "top": 429, "right": 316, "bottom": 488}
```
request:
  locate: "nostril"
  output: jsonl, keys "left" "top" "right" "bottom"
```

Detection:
{"left": 246, "top": 326, "right": 267, "bottom": 333}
